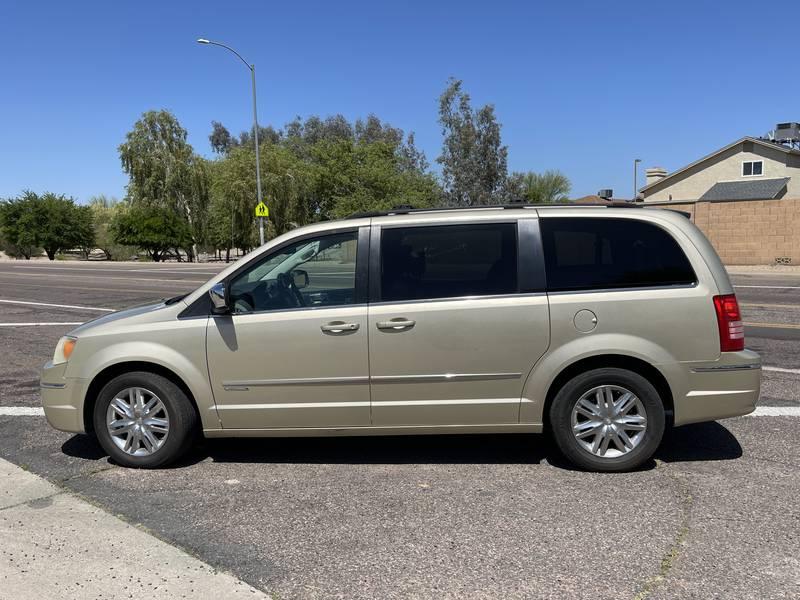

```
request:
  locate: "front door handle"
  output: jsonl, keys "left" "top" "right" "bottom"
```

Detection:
{"left": 376, "top": 319, "right": 416, "bottom": 331}
{"left": 321, "top": 322, "right": 360, "bottom": 334}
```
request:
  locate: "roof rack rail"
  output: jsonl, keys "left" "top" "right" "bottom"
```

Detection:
{"left": 347, "top": 201, "right": 640, "bottom": 219}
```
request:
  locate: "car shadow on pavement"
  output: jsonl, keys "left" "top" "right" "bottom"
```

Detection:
{"left": 61, "top": 433, "right": 109, "bottom": 460}
{"left": 61, "top": 421, "right": 742, "bottom": 470}
{"left": 656, "top": 421, "right": 743, "bottom": 463}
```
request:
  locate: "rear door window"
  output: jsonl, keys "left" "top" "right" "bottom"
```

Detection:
{"left": 380, "top": 223, "right": 518, "bottom": 302}
{"left": 540, "top": 217, "right": 696, "bottom": 291}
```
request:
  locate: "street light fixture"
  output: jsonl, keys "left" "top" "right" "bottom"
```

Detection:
{"left": 196, "top": 37, "right": 266, "bottom": 245}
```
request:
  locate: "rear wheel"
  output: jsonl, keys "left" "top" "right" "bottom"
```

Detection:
{"left": 549, "top": 368, "right": 665, "bottom": 472}
{"left": 93, "top": 371, "right": 198, "bottom": 468}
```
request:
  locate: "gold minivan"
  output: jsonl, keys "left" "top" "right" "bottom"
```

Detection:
{"left": 41, "top": 205, "right": 761, "bottom": 471}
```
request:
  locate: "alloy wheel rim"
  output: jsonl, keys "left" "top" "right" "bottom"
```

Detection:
{"left": 106, "top": 387, "right": 169, "bottom": 457}
{"left": 571, "top": 385, "right": 647, "bottom": 458}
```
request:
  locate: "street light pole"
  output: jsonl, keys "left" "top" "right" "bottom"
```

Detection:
{"left": 633, "top": 158, "right": 642, "bottom": 201}
{"left": 197, "top": 38, "right": 265, "bottom": 245}
{"left": 251, "top": 65, "right": 264, "bottom": 245}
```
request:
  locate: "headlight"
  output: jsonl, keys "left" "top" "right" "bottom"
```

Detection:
{"left": 52, "top": 336, "right": 77, "bottom": 365}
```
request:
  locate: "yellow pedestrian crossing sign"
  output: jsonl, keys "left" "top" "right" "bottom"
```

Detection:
{"left": 255, "top": 202, "right": 269, "bottom": 218}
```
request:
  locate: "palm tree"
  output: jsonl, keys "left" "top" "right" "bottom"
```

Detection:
{"left": 520, "top": 170, "right": 571, "bottom": 203}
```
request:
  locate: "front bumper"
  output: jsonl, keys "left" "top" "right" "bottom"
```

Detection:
{"left": 40, "top": 361, "right": 88, "bottom": 433}
{"left": 673, "top": 349, "right": 761, "bottom": 426}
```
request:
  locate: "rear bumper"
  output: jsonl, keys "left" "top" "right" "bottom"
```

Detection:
{"left": 673, "top": 350, "right": 761, "bottom": 426}
{"left": 40, "top": 361, "right": 87, "bottom": 434}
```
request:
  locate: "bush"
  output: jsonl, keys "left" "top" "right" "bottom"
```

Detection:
{"left": 110, "top": 205, "right": 193, "bottom": 262}
{"left": 0, "top": 191, "right": 95, "bottom": 260}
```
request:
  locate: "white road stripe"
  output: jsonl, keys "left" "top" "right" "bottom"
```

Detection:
{"left": 0, "top": 407, "right": 44, "bottom": 416}
{"left": 128, "top": 269, "right": 218, "bottom": 275}
{"left": 734, "top": 285, "right": 800, "bottom": 289}
{"left": 763, "top": 366, "right": 800, "bottom": 375}
{"left": 0, "top": 272, "right": 206, "bottom": 284}
{"left": 749, "top": 406, "right": 800, "bottom": 417}
{"left": 7, "top": 266, "right": 218, "bottom": 276}
{"left": 0, "top": 299, "right": 115, "bottom": 312}
{"left": 0, "top": 322, "right": 83, "bottom": 327}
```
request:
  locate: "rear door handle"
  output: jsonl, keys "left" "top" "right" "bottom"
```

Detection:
{"left": 376, "top": 319, "right": 416, "bottom": 331}
{"left": 321, "top": 322, "right": 360, "bottom": 334}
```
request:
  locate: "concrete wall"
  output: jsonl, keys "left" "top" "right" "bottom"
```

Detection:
{"left": 642, "top": 142, "right": 800, "bottom": 202}
{"left": 650, "top": 198, "right": 800, "bottom": 265}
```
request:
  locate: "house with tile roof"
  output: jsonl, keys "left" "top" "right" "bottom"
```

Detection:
{"left": 637, "top": 134, "right": 800, "bottom": 265}
{"left": 640, "top": 136, "right": 800, "bottom": 202}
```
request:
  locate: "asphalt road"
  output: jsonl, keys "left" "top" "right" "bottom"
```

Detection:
{"left": 0, "top": 260, "right": 798, "bottom": 599}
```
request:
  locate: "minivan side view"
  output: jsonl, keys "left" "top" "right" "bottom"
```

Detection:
{"left": 40, "top": 205, "right": 761, "bottom": 472}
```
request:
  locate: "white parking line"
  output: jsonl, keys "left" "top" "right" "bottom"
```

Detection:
{"left": 763, "top": 366, "right": 800, "bottom": 375}
{"left": 0, "top": 407, "right": 44, "bottom": 416}
{"left": 0, "top": 322, "right": 83, "bottom": 327}
{"left": 0, "top": 299, "right": 114, "bottom": 312}
{"left": 741, "top": 302, "right": 800, "bottom": 309}
{"left": 734, "top": 285, "right": 800, "bottom": 289}
{"left": 749, "top": 406, "right": 800, "bottom": 417}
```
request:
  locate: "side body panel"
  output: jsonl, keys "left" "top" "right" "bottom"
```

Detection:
{"left": 521, "top": 208, "right": 756, "bottom": 426}
{"left": 369, "top": 295, "right": 550, "bottom": 425}
{"left": 57, "top": 305, "right": 218, "bottom": 432}
{"left": 205, "top": 307, "right": 370, "bottom": 429}
{"left": 366, "top": 215, "right": 550, "bottom": 426}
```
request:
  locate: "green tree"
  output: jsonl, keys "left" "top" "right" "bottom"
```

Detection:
{"left": 437, "top": 78, "right": 508, "bottom": 206}
{"left": 207, "top": 149, "right": 259, "bottom": 259}
{"left": 206, "top": 113, "right": 438, "bottom": 256}
{"left": 209, "top": 121, "right": 233, "bottom": 155}
{"left": 511, "top": 170, "right": 572, "bottom": 203}
{"left": 311, "top": 139, "right": 439, "bottom": 219}
{"left": 110, "top": 204, "right": 193, "bottom": 262}
{"left": 88, "top": 195, "right": 135, "bottom": 260}
{"left": 0, "top": 192, "right": 93, "bottom": 260}
{"left": 38, "top": 193, "right": 95, "bottom": 260}
{"left": 119, "top": 110, "right": 210, "bottom": 260}
{"left": 0, "top": 193, "right": 41, "bottom": 259}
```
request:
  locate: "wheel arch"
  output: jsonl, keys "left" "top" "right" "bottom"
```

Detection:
{"left": 541, "top": 354, "right": 674, "bottom": 431}
{"left": 83, "top": 361, "right": 202, "bottom": 434}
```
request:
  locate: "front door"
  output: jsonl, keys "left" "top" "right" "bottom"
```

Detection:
{"left": 368, "top": 221, "right": 550, "bottom": 426}
{"left": 206, "top": 228, "right": 371, "bottom": 430}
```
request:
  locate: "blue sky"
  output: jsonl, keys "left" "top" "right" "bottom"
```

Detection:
{"left": 1, "top": 0, "right": 797, "bottom": 202}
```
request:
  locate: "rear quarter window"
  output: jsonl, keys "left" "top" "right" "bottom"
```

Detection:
{"left": 540, "top": 217, "right": 696, "bottom": 292}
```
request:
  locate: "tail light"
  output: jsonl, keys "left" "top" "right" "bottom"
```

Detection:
{"left": 713, "top": 294, "right": 744, "bottom": 352}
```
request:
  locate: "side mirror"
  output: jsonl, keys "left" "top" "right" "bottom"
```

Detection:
{"left": 208, "top": 282, "right": 229, "bottom": 313}
{"left": 291, "top": 269, "right": 309, "bottom": 290}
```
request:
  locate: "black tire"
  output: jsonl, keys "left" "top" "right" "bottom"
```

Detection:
{"left": 93, "top": 371, "right": 199, "bottom": 468}
{"left": 548, "top": 368, "right": 665, "bottom": 472}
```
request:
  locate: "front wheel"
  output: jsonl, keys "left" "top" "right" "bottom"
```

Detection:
{"left": 548, "top": 368, "right": 665, "bottom": 472}
{"left": 93, "top": 371, "right": 198, "bottom": 468}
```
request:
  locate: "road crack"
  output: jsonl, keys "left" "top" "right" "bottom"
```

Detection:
{"left": 632, "top": 461, "right": 693, "bottom": 600}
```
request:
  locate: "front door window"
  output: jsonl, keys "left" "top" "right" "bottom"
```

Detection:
{"left": 228, "top": 231, "right": 358, "bottom": 313}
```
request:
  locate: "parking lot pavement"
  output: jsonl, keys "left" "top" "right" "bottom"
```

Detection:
{"left": 0, "top": 261, "right": 798, "bottom": 598}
